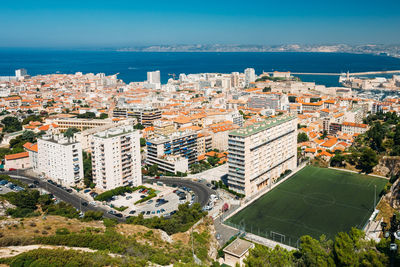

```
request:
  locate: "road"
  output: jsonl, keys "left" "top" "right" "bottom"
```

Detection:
{"left": 143, "top": 177, "right": 214, "bottom": 207}
{"left": 5, "top": 172, "right": 213, "bottom": 221}
{"left": 5, "top": 172, "right": 125, "bottom": 221}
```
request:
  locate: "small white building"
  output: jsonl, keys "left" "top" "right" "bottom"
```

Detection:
{"left": 91, "top": 126, "right": 142, "bottom": 191}
{"left": 38, "top": 134, "right": 84, "bottom": 186}
{"left": 223, "top": 238, "right": 254, "bottom": 266}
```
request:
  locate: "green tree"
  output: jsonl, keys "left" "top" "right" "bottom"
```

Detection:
{"left": 358, "top": 147, "right": 379, "bottom": 173}
{"left": 82, "top": 152, "right": 94, "bottom": 188}
{"left": 64, "top": 127, "right": 80, "bottom": 138}
{"left": 297, "top": 132, "right": 309, "bottom": 143}
{"left": 333, "top": 232, "right": 358, "bottom": 266}
{"left": 77, "top": 112, "right": 96, "bottom": 119}
{"left": 99, "top": 113, "right": 108, "bottom": 119}
{"left": 298, "top": 235, "right": 334, "bottom": 266}
{"left": 140, "top": 137, "right": 146, "bottom": 147}
{"left": 321, "top": 130, "right": 328, "bottom": 139}
{"left": 22, "top": 115, "right": 42, "bottom": 125}
{"left": 207, "top": 156, "right": 219, "bottom": 166}
{"left": 330, "top": 154, "right": 345, "bottom": 167}
{"left": 1, "top": 116, "right": 22, "bottom": 133}
{"left": 147, "top": 164, "right": 158, "bottom": 176}
{"left": 133, "top": 123, "right": 145, "bottom": 130}
{"left": 244, "top": 244, "right": 295, "bottom": 266}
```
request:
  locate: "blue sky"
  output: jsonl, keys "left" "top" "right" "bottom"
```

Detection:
{"left": 1, "top": 0, "right": 399, "bottom": 47}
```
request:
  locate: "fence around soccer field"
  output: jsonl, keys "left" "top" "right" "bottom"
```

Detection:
{"left": 224, "top": 220, "right": 301, "bottom": 249}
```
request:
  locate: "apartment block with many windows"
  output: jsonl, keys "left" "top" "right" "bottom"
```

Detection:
{"left": 38, "top": 135, "right": 84, "bottom": 186}
{"left": 91, "top": 126, "right": 141, "bottom": 190}
{"left": 113, "top": 105, "right": 161, "bottom": 127}
{"left": 227, "top": 116, "right": 297, "bottom": 197}
{"left": 146, "top": 131, "right": 198, "bottom": 174}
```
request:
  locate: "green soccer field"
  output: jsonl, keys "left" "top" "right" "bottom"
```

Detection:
{"left": 226, "top": 166, "right": 387, "bottom": 245}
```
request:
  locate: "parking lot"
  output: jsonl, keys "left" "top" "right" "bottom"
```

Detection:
{"left": 0, "top": 179, "right": 26, "bottom": 194}
{"left": 79, "top": 182, "right": 194, "bottom": 218}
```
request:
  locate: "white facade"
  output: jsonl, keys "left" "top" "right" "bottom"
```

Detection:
{"left": 244, "top": 68, "right": 256, "bottom": 87}
{"left": 147, "top": 70, "right": 161, "bottom": 84}
{"left": 15, "top": 68, "right": 27, "bottom": 78}
{"left": 91, "top": 126, "right": 141, "bottom": 190}
{"left": 227, "top": 116, "right": 297, "bottom": 197}
{"left": 38, "top": 135, "right": 84, "bottom": 186}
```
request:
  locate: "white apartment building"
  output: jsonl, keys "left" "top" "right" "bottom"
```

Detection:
{"left": 38, "top": 135, "right": 84, "bottom": 186}
{"left": 227, "top": 116, "right": 297, "bottom": 197}
{"left": 341, "top": 122, "right": 368, "bottom": 135}
{"left": 91, "top": 126, "right": 141, "bottom": 191}
{"left": 244, "top": 68, "right": 256, "bottom": 87}
{"left": 147, "top": 70, "right": 161, "bottom": 84}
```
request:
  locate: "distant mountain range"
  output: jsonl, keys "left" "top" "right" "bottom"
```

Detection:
{"left": 116, "top": 44, "right": 400, "bottom": 58}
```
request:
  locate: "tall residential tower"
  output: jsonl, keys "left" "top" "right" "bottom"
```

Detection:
{"left": 227, "top": 115, "right": 297, "bottom": 197}
{"left": 91, "top": 126, "right": 141, "bottom": 190}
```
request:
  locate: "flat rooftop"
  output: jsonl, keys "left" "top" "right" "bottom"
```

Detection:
{"left": 223, "top": 238, "right": 254, "bottom": 258}
{"left": 229, "top": 115, "right": 295, "bottom": 137}
{"left": 94, "top": 126, "right": 134, "bottom": 139}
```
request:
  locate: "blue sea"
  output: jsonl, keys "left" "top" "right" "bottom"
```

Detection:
{"left": 1, "top": 49, "right": 400, "bottom": 87}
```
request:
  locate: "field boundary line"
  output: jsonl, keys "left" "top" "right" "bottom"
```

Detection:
{"left": 328, "top": 167, "right": 389, "bottom": 180}
{"left": 223, "top": 163, "right": 308, "bottom": 222}
{"left": 244, "top": 232, "right": 296, "bottom": 251}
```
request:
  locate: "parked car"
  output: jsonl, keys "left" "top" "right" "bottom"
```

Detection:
{"left": 0, "top": 180, "right": 8, "bottom": 185}
{"left": 108, "top": 210, "right": 116, "bottom": 215}
{"left": 147, "top": 200, "right": 153, "bottom": 204}
{"left": 83, "top": 189, "right": 91, "bottom": 193}
{"left": 160, "top": 208, "right": 165, "bottom": 213}
{"left": 33, "top": 180, "right": 39, "bottom": 185}
{"left": 146, "top": 211, "right": 150, "bottom": 215}
{"left": 114, "top": 213, "right": 123, "bottom": 218}
{"left": 151, "top": 211, "right": 155, "bottom": 214}
{"left": 9, "top": 168, "right": 17, "bottom": 171}
{"left": 140, "top": 195, "right": 146, "bottom": 199}
{"left": 129, "top": 210, "right": 136, "bottom": 214}
{"left": 141, "top": 211, "right": 145, "bottom": 215}
{"left": 126, "top": 196, "right": 132, "bottom": 200}
{"left": 81, "top": 202, "right": 88, "bottom": 207}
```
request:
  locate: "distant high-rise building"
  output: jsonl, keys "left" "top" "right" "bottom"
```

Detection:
{"left": 147, "top": 70, "right": 161, "bottom": 84}
{"left": 244, "top": 68, "right": 256, "bottom": 87}
{"left": 91, "top": 126, "right": 141, "bottom": 190}
{"left": 15, "top": 68, "right": 27, "bottom": 78}
{"left": 231, "top": 72, "right": 240, "bottom": 88}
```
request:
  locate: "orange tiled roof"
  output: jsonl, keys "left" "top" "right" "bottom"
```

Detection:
{"left": 317, "top": 151, "right": 334, "bottom": 157}
{"left": 342, "top": 122, "right": 368, "bottom": 128}
{"left": 5, "top": 152, "right": 29, "bottom": 160}
{"left": 321, "top": 138, "right": 338, "bottom": 148}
